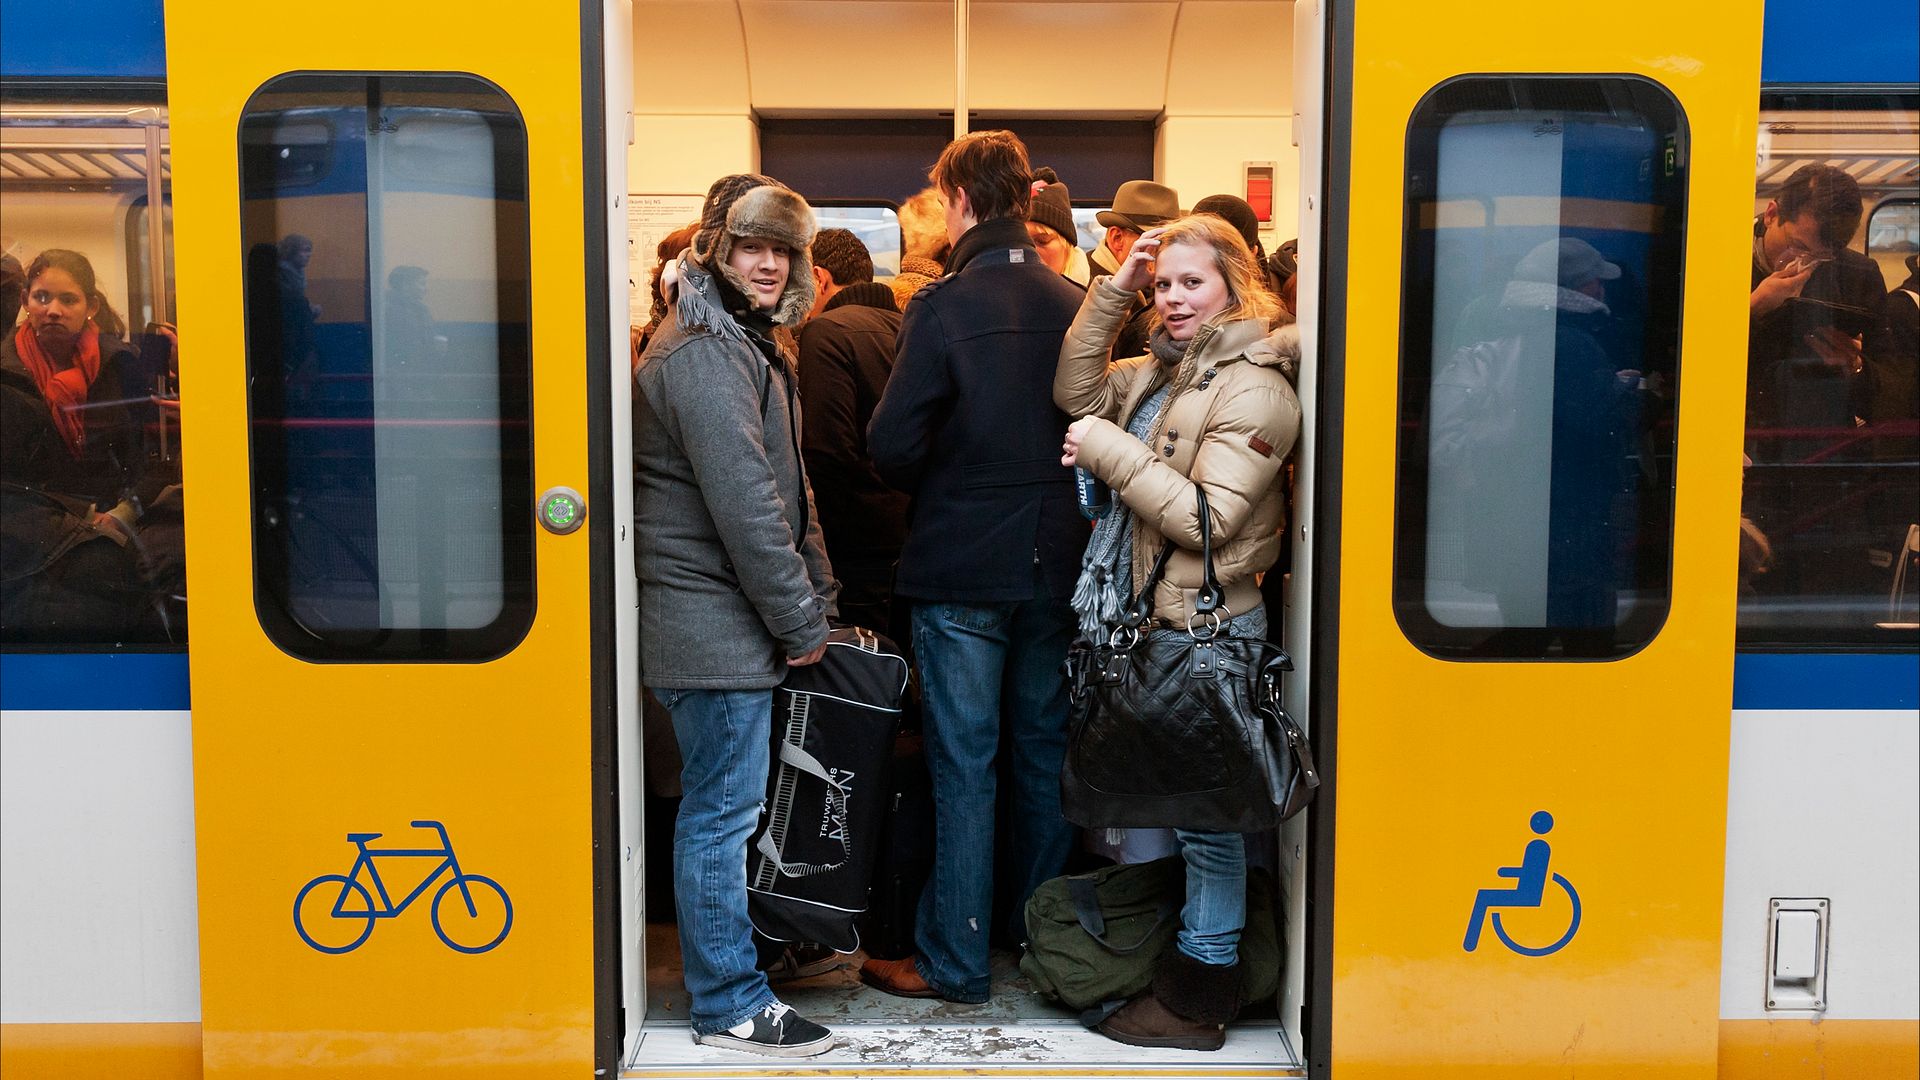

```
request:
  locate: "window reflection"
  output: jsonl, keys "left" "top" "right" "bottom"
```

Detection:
{"left": 0, "top": 105, "right": 184, "bottom": 646}
{"left": 1395, "top": 78, "right": 1686, "bottom": 659}
{"left": 1739, "top": 93, "right": 1920, "bottom": 645}
{"left": 241, "top": 74, "right": 534, "bottom": 661}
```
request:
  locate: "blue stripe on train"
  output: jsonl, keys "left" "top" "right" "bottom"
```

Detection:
{"left": 0, "top": 652, "right": 190, "bottom": 711}
{"left": 0, "top": 0, "right": 165, "bottom": 79}
{"left": 1762, "top": 0, "right": 1920, "bottom": 84}
{"left": 1733, "top": 652, "right": 1920, "bottom": 711}
{"left": 4, "top": 650, "right": 1910, "bottom": 714}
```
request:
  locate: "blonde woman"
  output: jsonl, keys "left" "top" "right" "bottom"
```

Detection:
{"left": 1055, "top": 214, "right": 1301, "bottom": 1050}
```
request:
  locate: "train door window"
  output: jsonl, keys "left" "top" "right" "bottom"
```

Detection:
{"left": 1866, "top": 198, "right": 1917, "bottom": 283}
{"left": 1738, "top": 92, "right": 1920, "bottom": 646}
{"left": 239, "top": 73, "right": 534, "bottom": 662}
{"left": 0, "top": 103, "right": 185, "bottom": 646}
{"left": 126, "top": 193, "right": 174, "bottom": 330}
{"left": 1393, "top": 76, "right": 1687, "bottom": 659}
{"left": 812, "top": 202, "right": 902, "bottom": 280}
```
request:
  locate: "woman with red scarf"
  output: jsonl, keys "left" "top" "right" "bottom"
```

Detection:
{"left": 1, "top": 248, "right": 156, "bottom": 641}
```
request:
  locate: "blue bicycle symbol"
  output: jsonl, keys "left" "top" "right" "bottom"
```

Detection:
{"left": 293, "top": 820, "right": 512, "bottom": 955}
{"left": 1463, "top": 810, "right": 1582, "bottom": 957}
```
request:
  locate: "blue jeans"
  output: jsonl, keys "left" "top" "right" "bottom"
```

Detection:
{"left": 660, "top": 687, "right": 778, "bottom": 1035}
{"left": 1173, "top": 829, "right": 1246, "bottom": 965}
{"left": 911, "top": 597, "right": 1077, "bottom": 1002}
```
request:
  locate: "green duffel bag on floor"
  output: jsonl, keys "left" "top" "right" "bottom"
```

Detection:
{"left": 1020, "top": 854, "right": 1281, "bottom": 1016}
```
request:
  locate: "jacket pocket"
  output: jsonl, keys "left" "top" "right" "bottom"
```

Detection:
{"left": 960, "top": 457, "right": 1066, "bottom": 490}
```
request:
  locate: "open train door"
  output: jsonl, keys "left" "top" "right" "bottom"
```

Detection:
{"left": 166, "top": 1, "right": 633, "bottom": 1075}
{"left": 1312, "top": 1, "right": 1762, "bottom": 1077}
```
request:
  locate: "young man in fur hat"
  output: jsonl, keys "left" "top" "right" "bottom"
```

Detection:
{"left": 631, "top": 173, "right": 840, "bottom": 1058}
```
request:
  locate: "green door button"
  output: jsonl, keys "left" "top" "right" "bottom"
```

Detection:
{"left": 537, "top": 486, "right": 585, "bottom": 535}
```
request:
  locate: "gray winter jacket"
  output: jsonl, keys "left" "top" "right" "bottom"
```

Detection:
{"left": 633, "top": 259, "right": 838, "bottom": 689}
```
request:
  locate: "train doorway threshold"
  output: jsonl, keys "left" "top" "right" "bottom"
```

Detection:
{"left": 625, "top": 926, "right": 1302, "bottom": 1075}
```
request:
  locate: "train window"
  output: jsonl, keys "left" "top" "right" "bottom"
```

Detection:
{"left": 1393, "top": 76, "right": 1687, "bottom": 660}
{"left": 1071, "top": 207, "right": 1106, "bottom": 252}
{"left": 812, "top": 203, "right": 902, "bottom": 279}
{"left": 1867, "top": 198, "right": 1918, "bottom": 272}
{"left": 0, "top": 103, "right": 185, "bottom": 647}
{"left": 126, "top": 194, "right": 175, "bottom": 328}
{"left": 239, "top": 73, "right": 534, "bottom": 662}
{"left": 1738, "top": 92, "right": 1920, "bottom": 647}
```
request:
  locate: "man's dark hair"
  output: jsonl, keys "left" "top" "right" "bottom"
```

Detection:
{"left": 811, "top": 228, "right": 874, "bottom": 286}
{"left": 929, "top": 129, "right": 1033, "bottom": 224}
{"left": 1774, "top": 164, "right": 1864, "bottom": 252}
{"left": 0, "top": 253, "right": 22, "bottom": 331}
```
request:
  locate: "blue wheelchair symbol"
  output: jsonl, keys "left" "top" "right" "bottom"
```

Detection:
{"left": 293, "top": 820, "right": 513, "bottom": 955}
{"left": 1463, "top": 810, "right": 1581, "bottom": 957}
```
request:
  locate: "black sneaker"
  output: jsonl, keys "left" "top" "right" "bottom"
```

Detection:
{"left": 696, "top": 1001, "right": 834, "bottom": 1058}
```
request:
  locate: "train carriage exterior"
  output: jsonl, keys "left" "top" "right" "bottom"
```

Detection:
{"left": 0, "top": 0, "right": 1914, "bottom": 1076}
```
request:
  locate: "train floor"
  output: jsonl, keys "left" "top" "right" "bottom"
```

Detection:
{"left": 628, "top": 923, "right": 1303, "bottom": 1075}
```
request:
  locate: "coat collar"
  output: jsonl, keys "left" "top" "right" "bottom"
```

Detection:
{"left": 823, "top": 280, "right": 899, "bottom": 314}
{"left": 948, "top": 218, "right": 1036, "bottom": 275}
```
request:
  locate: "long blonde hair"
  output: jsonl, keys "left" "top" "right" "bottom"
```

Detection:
{"left": 1150, "top": 214, "right": 1281, "bottom": 331}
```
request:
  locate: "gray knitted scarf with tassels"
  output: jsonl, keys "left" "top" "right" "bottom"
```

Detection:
{"left": 1069, "top": 334, "right": 1189, "bottom": 639}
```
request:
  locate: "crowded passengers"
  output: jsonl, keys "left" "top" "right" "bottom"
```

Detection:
{"left": 630, "top": 132, "right": 1303, "bottom": 1058}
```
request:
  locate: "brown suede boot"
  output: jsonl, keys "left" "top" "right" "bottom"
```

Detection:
{"left": 1097, "top": 950, "right": 1242, "bottom": 1051}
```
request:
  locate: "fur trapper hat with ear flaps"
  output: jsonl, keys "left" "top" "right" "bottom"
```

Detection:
{"left": 688, "top": 173, "right": 818, "bottom": 327}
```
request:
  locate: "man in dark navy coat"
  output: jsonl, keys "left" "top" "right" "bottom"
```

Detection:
{"left": 863, "top": 130, "right": 1087, "bottom": 1005}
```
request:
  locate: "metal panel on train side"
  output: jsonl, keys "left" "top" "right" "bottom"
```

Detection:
{"left": 1324, "top": 3, "right": 1763, "bottom": 1077}
{"left": 165, "top": 3, "right": 599, "bottom": 1076}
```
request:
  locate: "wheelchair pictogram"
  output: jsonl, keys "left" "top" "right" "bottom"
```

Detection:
{"left": 293, "top": 820, "right": 513, "bottom": 955}
{"left": 1463, "top": 810, "right": 1581, "bottom": 957}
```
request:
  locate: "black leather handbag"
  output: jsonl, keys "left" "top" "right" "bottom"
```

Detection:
{"left": 1060, "top": 487, "right": 1319, "bottom": 832}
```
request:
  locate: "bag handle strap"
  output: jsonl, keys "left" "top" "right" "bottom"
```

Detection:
{"left": 754, "top": 741, "right": 853, "bottom": 878}
{"left": 1065, "top": 874, "right": 1181, "bottom": 956}
{"left": 1121, "top": 485, "right": 1225, "bottom": 625}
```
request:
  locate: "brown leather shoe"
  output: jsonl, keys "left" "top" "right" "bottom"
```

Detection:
{"left": 1097, "top": 992, "right": 1226, "bottom": 1051}
{"left": 858, "top": 955, "right": 945, "bottom": 999}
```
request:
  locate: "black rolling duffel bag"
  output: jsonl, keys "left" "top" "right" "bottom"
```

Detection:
{"left": 747, "top": 626, "right": 910, "bottom": 953}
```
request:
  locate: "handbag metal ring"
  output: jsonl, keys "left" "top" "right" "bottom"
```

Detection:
{"left": 1186, "top": 605, "right": 1229, "bottom": 638}
{"left": 1109, "top": 624, "right": 1141, "bottom": 649}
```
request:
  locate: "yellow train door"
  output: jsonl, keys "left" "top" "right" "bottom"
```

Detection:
{"left": 166, "top": 1, "right": 628, "bottom": 1075}
{"left": 1314, "top": 1, "right": 1762, "bottom": 1076}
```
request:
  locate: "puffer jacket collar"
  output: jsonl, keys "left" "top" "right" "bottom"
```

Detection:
{"left": 1123, "top": 315, "right": 1270, "bottom": 432}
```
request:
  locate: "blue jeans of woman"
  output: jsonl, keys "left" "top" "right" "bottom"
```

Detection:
{"left": 1172, "top": 829, "right": 1246, "bottom": 964}
{"left": 659, "top": 686, "right": 778, "bottom": 1035}
{"left": 910, "top": 596, "right": 1078, "bottom": 1002}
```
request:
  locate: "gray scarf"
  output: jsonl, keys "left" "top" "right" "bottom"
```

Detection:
{"left": 1069, "top": 333, "right": 1188, "bottom": 638}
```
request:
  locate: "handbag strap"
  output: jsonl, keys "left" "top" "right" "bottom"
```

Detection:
{"left": 1121, "top": 485, "right": 1226, "bottom": 626}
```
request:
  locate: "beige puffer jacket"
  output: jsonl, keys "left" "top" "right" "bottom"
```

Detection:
{"left": 1055, "top": 277, "right": 1302, "bottom": 628}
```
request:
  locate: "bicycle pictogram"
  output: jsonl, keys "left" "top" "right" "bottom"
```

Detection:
{"left": 1463, "top": 810, "right": 1582, "bottom": 957}
{"left": 293, "top": 820, "right": 513, "bottom": 955}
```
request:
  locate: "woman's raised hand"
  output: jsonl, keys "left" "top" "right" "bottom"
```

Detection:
{"left": 1110, "top": 227, "right": 1164, "bottom": 294}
